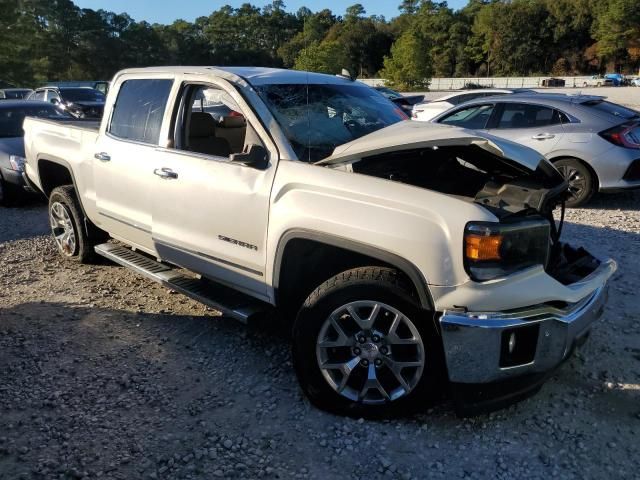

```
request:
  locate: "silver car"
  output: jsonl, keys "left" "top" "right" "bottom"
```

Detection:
{"left": 431, "top": 93, "right": 640, "bottom": 206}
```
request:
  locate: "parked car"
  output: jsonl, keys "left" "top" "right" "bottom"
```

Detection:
{"left": 541, "top": 78, "right": 565, "bottom": 87}
{"left": 582, "top": 75, "right": 613, "bottom": 87}
{"left": 412, "top": 88, "right": 536, "bottom": 121}
{"left": 0, "top": 100, "right": 70, "bottom": 205}
{"left": 23, "top": 67, "right": 615, "bottom": 416}
{"left": 26, "top": 87, "right": 105, "bottom": 118}
{"left": 604, "top": 74, "right": 625, "bottom": 86}
{"left": 45, "top": 81, "right": 110, "bottom": 95}
{"left": 0, "top": 88, "right": 33, "bottom": 100}
{"left": 631, "top": 77, "right": 640, "bottom": 87}
{"left": 374, "top": 86, "right": 424, "bottom": 116}
{"left": 431, "top": 93, "right": 640, "bottom": 206}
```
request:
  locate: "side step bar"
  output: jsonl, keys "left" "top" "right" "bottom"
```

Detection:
{"left": 95, "top": 243, "right": 269, "bottom": 323}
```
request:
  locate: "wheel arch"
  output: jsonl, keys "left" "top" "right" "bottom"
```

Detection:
{"left": 273, "top": 229, "right": 435, "bottom": 314}
{"left": 549, "top": 155, "right": 601, "bottom": 191}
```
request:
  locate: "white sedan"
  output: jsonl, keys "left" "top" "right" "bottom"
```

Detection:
{"left": 412, "top": 88, "right": 535, "bottom": 121}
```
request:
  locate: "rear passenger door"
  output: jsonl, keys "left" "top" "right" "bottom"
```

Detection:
{"left": 488, "top": 103, "right": 565, "bottom": 156}
{"left": 93, "top": 77, "right": 176, "bottom": 254}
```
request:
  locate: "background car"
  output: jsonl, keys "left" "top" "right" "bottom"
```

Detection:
{"left": 605, "top": 73, "right": 625, "bottom": 86}
{"left": 632, "top": 77, "right": 640, "bottom": 87}
{"left": 26, "top": 87, "right": 105, "bottom": 118}
{"left": 45, "top": 80, "right": 110, "bottom": 95}
{"left": 431, "top": 93, "right": 640, "bottom": 206}
{"left": 0, "top": 100, "right": 70, "bottom": 205}
{"left": 582, "top": 75, "right": 613, "bottom": 87}
{"left": 0, "top": 88, "right": 33, "bottom": 100}
{"left": 411, "top": 88, "right": 535, "bottom": 121}
{"left": 374, "top": 86, "right": 424, "bottom": 116}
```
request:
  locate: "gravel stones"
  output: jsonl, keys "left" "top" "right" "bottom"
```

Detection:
{"left": 1, "top": 191, "right": 639, "bottom": 479}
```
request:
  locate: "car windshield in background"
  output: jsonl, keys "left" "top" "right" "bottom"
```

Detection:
{"left": 0, "top": 105, "right": 69, "bottom": 137}
{"left": 256, "top": 83, "right": 406, "bottom": 162}
{"left": 61, "top": 88, "right": 106, "bottom": 103}
{"left": 581, "top": 100, "right": 639, "bottom": 120}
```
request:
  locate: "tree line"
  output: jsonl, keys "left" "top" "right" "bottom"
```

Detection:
{"left": 1, "top": 0, "right": 638, "bottom": 90}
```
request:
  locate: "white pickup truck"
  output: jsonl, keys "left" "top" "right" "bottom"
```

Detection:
{"left": 23, "top": 67, "right": 616, "bottom": 416}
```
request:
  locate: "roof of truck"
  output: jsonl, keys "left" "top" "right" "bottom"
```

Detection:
{"left": 115, "top": 66, "right": 359, "bottom": 86}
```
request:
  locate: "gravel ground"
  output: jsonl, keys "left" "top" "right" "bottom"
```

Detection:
{"left": 1, "top": 191, "right": 639, "bottom": 480}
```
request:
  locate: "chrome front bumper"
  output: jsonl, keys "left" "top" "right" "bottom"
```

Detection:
{"left": 439, "top": 286, "right": 608, "bottom": 383}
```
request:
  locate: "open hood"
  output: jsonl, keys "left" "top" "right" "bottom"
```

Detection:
{"left": 316, "top": 121, "right": 544, "bottom": 172}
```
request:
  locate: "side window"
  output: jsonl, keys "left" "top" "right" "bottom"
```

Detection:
{"left": 439, "top": 104, "right": 494, "bottom": 129}
{"left": 497, "top": 103, "right": 561, "bottom": 129}
{"left": 176, "top": 84, "right": 263, "bottom": 158}
{"left": 34, "top": 91, "right": 45, "bottom": 101}
{"left": 109, "top": 79, "right": 173, "bottom": 144}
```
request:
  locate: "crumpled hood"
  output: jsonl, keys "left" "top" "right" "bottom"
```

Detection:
{"left": 316, "top": 121, "right": 544, "bottom": 171}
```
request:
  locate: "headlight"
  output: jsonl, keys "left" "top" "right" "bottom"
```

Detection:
{"left": 464, "top": 219, "right": 550, "bottom": 281}
{"left": 9, "top": 155, "right": 26, "bottom": 172}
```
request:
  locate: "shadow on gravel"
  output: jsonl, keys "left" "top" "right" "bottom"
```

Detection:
{"left": 582, "top": 189, "right": 640, "bottom": 211}
{"left": 0, "top": 201, "right": 49, "bottom": 243}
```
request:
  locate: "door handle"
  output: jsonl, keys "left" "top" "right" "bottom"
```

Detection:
{"left": 153, "top": 167, "right": 178, "bottom": 180}
{"left": 94, "top": 152, "right": 111, "bottom": 162}
{"left": 531, "top": 133, "right": 555, "bottom": 140}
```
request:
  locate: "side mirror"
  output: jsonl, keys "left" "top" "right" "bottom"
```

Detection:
{"left": 50, "top": 98, "right": 59, "bottom": 105}
{"left": 230, "top": 144, "right": 269, "bottom": 170}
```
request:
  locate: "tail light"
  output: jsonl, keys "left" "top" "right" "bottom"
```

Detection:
{"left": 599, "top": 122, "right": 640, "bottom": 149}
{"left": 464, "top": 219, "right": 551, "bottom": 281}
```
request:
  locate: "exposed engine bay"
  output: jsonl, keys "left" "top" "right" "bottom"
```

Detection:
{"left": 348, "top": 145, "right": 601, "bottom": 286}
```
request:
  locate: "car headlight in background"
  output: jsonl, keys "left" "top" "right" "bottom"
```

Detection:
{"left": 9, "top": 155, "right": 26, "bottom": 172}
{"left": 464, "top": 219, "right": 551, "bottom": 281}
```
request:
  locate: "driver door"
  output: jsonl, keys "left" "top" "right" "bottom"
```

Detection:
{"left": 150, "top": 78, "right": 278, "bottom": 300}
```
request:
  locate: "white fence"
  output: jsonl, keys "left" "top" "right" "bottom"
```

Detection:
{"left": 360, "top": 76, "right": 594, "bottom": 90}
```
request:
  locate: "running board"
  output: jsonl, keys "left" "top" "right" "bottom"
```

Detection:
{"left": 95, "top": 243, "right": 269, "bottom": 323}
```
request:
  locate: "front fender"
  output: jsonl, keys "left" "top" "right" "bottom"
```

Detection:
{"left": 266, "top": 160, "right": 497, "bottom": 294}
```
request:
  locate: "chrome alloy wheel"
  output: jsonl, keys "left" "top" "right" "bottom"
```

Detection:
{"left": 316, "top": 300, "right": 425, "bottom": 404}
{"left": 49, "top": 201, "right": 77, "bottom": 256}
{"left": 556, "top": 164, "right": 587, "bottom": 203}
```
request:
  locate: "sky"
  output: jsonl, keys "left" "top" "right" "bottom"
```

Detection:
{"left": 73, "top": 0, "right": 467, "bottom": 24}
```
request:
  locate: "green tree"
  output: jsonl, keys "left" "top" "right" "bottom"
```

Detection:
{"left": 380, "top": 28, "right": 432, "bottom": 90}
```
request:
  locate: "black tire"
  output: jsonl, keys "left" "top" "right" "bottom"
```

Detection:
{"left": 554, "top": 158, "right": 595, "bottom": 207}
{"left": 292, "top": 267, "right": 442, "bottom": 417}
{"left": 48, "top": 185, "right": 107, "bottom": 263}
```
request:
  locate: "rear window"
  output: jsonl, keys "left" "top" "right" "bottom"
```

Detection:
{"left": 0, "top": 105, "right": 69, "bottom": 138}
{"left": 581, "top": 100, "right": 640, "bottom": 120}
{"left": 109, "top": 79, "right": 174, "bottom": 144}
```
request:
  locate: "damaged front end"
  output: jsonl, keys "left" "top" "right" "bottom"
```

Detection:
{"left": 323, "top": 133, "right": 603, "bottom": 286}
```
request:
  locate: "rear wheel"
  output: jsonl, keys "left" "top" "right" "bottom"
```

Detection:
{"left": 292, "top": 267, "right": 441, "bottom": 417}
{"left": 49, "top": 185, "right": 106, "bottom": 263}
{"left": 554, "top": 158, "right": 595, "bottom": 207}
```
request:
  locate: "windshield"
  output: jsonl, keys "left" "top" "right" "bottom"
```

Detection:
{"left": 581, "top": 100, "right": 639, "bottom": 120}
{"left": 0, "top": 105, "right": 69, "bottom": 137}
{"left": 256, "top": 83, "right": 406, "bottom": 162}
{"left": 61, "top": 88, "right": 106, "bottom": 103}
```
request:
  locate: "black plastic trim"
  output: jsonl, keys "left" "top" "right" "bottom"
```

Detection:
{"left": 273, "top": 229, "right": 434, "bottom": 310}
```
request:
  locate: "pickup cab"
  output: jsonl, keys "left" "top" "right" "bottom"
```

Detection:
{"left": 23, "top": 67, "right": 616, "bottom": 416}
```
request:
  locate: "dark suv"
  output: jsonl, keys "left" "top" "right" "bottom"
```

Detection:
{"left": 27, "top": 87, "right": 105, "bottom": 119}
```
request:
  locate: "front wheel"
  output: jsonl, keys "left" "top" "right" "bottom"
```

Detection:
{"left": 554, "top": 158, "right": 595, "bottom": 207}
{"left": 292, "top": 267, "right": 441, "bottom": 417}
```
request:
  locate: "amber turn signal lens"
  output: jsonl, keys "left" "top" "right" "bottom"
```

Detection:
{"left": 465, "top": 234, "right": 503, "bottom": 261}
